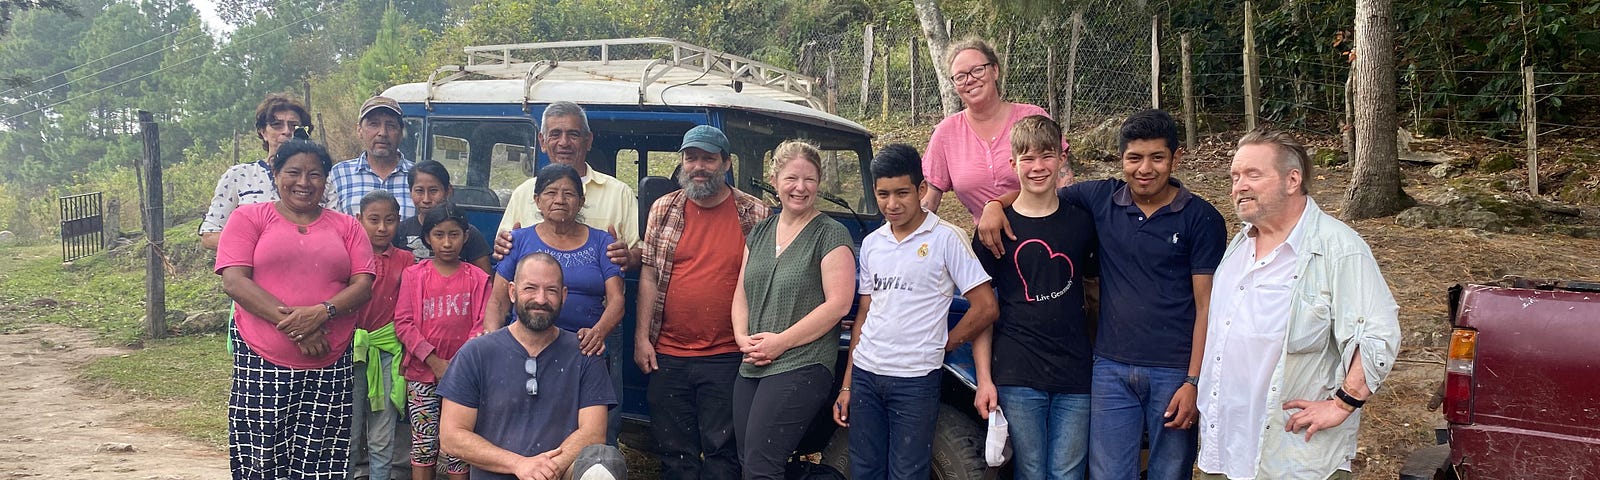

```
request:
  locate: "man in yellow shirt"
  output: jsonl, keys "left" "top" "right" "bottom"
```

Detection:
{"left": 496, "top": 101, "right": 640, "bottom": 270}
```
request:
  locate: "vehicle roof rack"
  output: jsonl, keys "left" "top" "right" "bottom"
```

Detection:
{"left": 424, "top": 37, "right": 824, "bottom": 110}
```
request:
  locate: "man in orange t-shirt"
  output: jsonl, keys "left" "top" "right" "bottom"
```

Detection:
{"left": 635, "top": 125, "right": 770, "bottom": 480}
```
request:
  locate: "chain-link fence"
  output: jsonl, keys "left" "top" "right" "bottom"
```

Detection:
{"left": 794, "top": 2, "right": 1159, "bottom": 132}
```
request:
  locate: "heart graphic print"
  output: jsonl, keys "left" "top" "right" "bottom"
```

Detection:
{"left": 1013, "top": 238, "right": 1076, "bottom": 302}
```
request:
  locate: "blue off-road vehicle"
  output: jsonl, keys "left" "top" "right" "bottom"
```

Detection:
{"left": 381, "top": 38, "right": 992, "bottom": 479}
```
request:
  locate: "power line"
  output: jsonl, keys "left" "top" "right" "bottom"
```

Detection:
{"left": 5, "top": 27, "right": 215, "bottom": 107}
{"left": 1, "top": 11, "right": 324, "bottom": 125}
{"left": 0, "top": 26, "right": 188, "bottom": 98}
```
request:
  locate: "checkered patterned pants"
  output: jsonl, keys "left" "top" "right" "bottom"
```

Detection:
{"left": 229, "top": 336, "right": 353, "bottom": 480}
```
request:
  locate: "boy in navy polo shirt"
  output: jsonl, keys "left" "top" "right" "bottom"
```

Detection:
{"left": 978, "top": 109, "right": 1228, "bottom": 480}
{"left": 834, "top": 144, "right": 998, "bottom": 480}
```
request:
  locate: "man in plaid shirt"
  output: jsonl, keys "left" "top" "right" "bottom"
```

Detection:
{"left": 329, "top": 96, "right": 416, "bottom": 218}
{"left": 634, "top": 125, "right": 768, "bottom": 480}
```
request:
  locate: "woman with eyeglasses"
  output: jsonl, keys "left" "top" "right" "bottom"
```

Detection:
{"left": 922, "top": 38, "right": 1069, "bottom": 224}
{"left": 483, "top": 162, "right": 626, "bottom": 444}
{"left": 215, "top": 133, "right": 374, "bottom": 479}
{"left": 201, "top": 93, "right": 313, "bottom": 250}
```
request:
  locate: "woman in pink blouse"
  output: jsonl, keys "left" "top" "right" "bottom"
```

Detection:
{"left": 216, "top": 134, "right": 376, "bottom": 480}
{"left": 922, "top": 38, "right": 1069, "bottom": 223}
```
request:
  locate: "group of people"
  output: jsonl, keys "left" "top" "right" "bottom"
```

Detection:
{"left": 199, "top": 34, "right": 1401, "bottom": 480}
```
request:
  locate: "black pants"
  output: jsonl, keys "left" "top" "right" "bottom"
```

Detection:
{"left": 647, "top": 352, "right": 742, "bottom": 480}
{"left": 733, "top": 364, "right": 833, "bottom": 480}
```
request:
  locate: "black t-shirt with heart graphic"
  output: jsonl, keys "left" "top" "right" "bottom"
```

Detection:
{"left": 973, "top": 204, "right": 1099, "bottom": 394}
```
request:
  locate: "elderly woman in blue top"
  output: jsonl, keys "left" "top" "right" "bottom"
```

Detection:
{"left": 484, "top": 162, "right": 626, "bottom": 444}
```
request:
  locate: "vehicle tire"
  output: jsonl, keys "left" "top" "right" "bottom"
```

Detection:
{"left": 818, "top": 404, "right": 987, "bottom": 480}
{"left": 820, "top": 426, "right": 851, "bottom": 477}
{"left": 930, "top": 404, "right": 986, "bottom": 480}
{"left": 1398, "top": 444, "right": 1454, "bottom": 480}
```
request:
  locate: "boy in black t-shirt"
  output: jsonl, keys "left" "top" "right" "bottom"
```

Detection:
{"left": 972, "top": 116, "right": 1098, "bottom": 480}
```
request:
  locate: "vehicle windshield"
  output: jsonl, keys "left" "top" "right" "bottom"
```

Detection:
{"left": 418, "top": 118, "right": 540, "bottom": 208}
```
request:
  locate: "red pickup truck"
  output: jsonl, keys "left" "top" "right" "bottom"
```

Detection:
{"left": 1402, "top": 279, "right": 1600, "bottom": 479}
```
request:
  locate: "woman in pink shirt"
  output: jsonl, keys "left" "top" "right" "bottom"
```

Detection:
{"left": 215, "top": 134, "right": 376, "bottom": 480}
{"left": 922, "top": 38, "right": 1069, "bottom": 223}
{"left": 393, "top": 202, "right": 489, "bottom": 480}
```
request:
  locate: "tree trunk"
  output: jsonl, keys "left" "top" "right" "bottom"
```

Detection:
{"left": 912, "top": 0, "right": 960, "bottom": 116}
{"left": 1342, "top": 0, "right": 1412, "bottom": 219}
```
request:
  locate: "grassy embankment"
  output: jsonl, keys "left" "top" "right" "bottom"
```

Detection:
{"left": 0, "top": 219, "right": 231, "bottom": 445}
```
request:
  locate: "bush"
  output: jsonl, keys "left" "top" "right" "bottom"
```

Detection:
{"left": 0, "top": 142, "right": 235, "bottom": 241}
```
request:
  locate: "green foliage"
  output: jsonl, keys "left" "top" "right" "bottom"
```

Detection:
{"left": 0, "top": 218, "right": 227, "bottom": 344}
{"left": 356, "top": 2, "right": 426, "bottom": 97}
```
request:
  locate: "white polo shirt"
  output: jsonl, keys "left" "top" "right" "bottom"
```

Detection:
{"left": 854, "top": 211, "right": 991, "bottom": 378}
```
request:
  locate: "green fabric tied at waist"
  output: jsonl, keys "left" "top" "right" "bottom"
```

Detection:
{"left": 352, "top": 324, "right": 405, "bottom": 411}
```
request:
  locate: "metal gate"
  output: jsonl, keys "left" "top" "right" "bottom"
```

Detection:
{"left": 59, "top": 192, "right": 104, "bottom": 262}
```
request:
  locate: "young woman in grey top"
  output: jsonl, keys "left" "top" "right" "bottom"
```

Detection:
{"left": 730, "top": 141, "right": 857, "bottom": 480}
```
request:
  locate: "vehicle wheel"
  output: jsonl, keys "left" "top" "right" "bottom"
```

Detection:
{"left": 817, "top": 404, "right": 988, "bottom": 480}
{"left": 820, "top": 426, "right": 852, "bottom": 478}
{"left": 1399, "top": 444, "right": 1455, "bottom": 480}
{"left": 930, "top": 404, "right": 986, "bottom": 480}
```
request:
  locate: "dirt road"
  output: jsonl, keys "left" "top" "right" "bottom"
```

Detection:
{"left": 0, "top": 324, "right": 228, "bottom": 479}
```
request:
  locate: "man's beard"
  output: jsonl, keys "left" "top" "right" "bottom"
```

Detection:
{"left": 678, "top": 170, "right": 726, "bottom": 200}
{"left": 516, "top": 301, "right": 560, "bottom": 331}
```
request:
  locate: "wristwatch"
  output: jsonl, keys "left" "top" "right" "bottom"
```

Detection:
{"left": 1184, "top": 375, "right": 1200, "bottom": 387}
{"left": 321, "top": 301, "right": 338, "bottom": 318}
{"left": 1334, "top": 388, "right": 1366, "bottom": 409}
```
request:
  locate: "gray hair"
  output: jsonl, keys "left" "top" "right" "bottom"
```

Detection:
{"left": 542, "top": 101, "right": 590, "bottom": 134}
{"left": 1237, "top": 129, "right": 1312, "bottom": 194}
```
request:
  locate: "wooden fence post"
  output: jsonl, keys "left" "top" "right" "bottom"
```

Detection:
{"left": 1151, "top": 15, "right": 1161, "bottom": 109}
{"left": 1181, "top": 33, "right": 1196, "bottom": 150}
{"left": 103, "top": 198, "right": 120, "bottom": 249}
{"left": 826, "top": 53, "right": 838, "bottom": 114}
{"left": 138, "top": 110, "right": 166, "bottom": 340}
{"left": 1243, "top": 0, "right": 1259, "bottom": 131}
{"left": 860, "top": 24, "right": 874, "bottom": 117}
{"left": 1065, "top": 10, "right": 1083, "bottom": 130}
{"left": 1524, "top": 65, "right": 1539, "bottom": 195}
{"left": 910, "top": 36, "right": 919, "bottom": 123}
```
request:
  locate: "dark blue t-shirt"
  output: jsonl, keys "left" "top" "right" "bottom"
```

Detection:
{"left": 974, "top": 204, "right": 1099, "bottom": 393}
{"left": 1059, "top": 178, "right": 1227, "bottom": 368}
{"left": 437, "top": 328, "right": 616, "bottom": 480}
{"left": 494, "top": 226, "right": 622, "bottom": 332}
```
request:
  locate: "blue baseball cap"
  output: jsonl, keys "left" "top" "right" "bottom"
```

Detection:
{"left": 679, "top": 125, "right": 729, "bottom": 154}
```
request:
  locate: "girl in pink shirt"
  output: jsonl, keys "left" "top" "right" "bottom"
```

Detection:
{"left": 394, "top": 203, "right": 488, "bottom": 480}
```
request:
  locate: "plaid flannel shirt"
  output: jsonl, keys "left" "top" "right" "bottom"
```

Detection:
{"left": 328, "top": 153, "right": 416, "bottom": 218}
{"left": 640, "top": 188, "right": 770, "bottom": 345}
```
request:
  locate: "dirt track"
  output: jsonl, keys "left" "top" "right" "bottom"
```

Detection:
{"left": 0, "top": 324, "right": 227, "bottom": 479}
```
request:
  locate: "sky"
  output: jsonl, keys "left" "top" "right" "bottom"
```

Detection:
{"left": 189, "top": 0, "right": 232, "bottom": 35}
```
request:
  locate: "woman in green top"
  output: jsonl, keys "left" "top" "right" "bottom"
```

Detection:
{"left": 731, "top": 140, "right": 857, "bottom": 480}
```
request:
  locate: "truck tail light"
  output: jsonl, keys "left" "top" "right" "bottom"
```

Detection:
{"left": 1444, "top": 328, "right": 1477, "bottom": 424}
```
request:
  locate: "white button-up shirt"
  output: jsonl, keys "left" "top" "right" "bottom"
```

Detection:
{"left": 1197, "top": 205, "right": 1305, "bottom": 479}
{"left": 1196, "top": 198, "right": 1401, "bottom": 480}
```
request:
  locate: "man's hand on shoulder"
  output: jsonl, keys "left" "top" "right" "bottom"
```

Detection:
{"left": 493, "top": 224, "right": 519, "bottom": 260}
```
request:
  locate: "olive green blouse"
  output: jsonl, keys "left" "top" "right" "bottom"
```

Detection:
{"left": 739, "top": 214, "right": 854, "bottom": 378}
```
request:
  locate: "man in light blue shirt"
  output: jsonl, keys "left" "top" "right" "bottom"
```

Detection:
{"left": 330, "top": 96, "right": 416, "bottom": 218}
{"left": 1197, "top": 129, "right": 1401, "bottom": 480}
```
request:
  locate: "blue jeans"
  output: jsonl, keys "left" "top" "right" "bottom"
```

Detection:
{"left": 1088, "top": 356, "right": 1197, "bottom": 480}
{"left": 350, "top": 350, "right": 400, "bottom": 480}
{"left": 997, "top": 386, "right": 1090, "bottom": 480}
{"left": 847, "top": 368, "right": 941, "bottom": 480}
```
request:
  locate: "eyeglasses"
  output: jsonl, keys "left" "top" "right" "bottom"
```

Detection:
{"left": 267, "top": 120, "right": 309, "bottom": 131}
{"left": 950, "top": 62, "right": 995, "bottom": 84}
{"left": 524, "top": 357, "right": 539, "bottom": 396}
